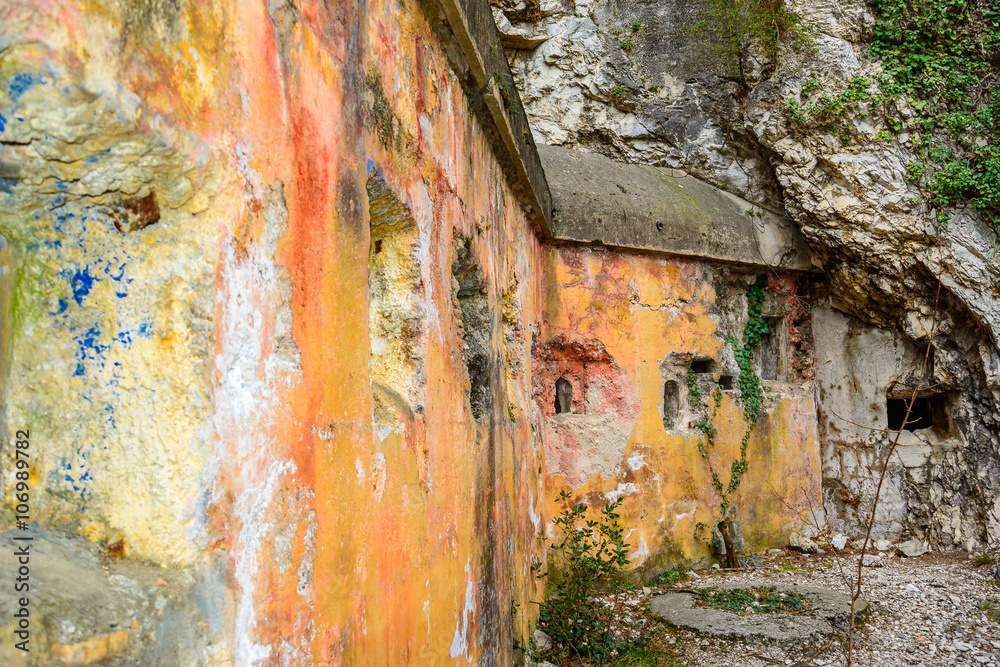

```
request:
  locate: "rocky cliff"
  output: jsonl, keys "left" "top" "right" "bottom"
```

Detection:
{"left": 497, "top": 0, "right": 1000, "bottom": 549}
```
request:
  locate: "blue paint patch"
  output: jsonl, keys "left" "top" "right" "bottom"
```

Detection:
{"left": 0, "top": 177, "right": 14, "bottom": 194}
{"left": 55, "top": 298, "right": 68, "bottom": 315}
{"left": 52, "top": 209, "right": 74, "bottom": 235}
{"left": 8, "top": 72, "right": 39, "bottom": 101}
{"left": 71, "top": 267, "right": 97, "bottom": 306}
{"left": 0, "top": 111, "right": 6, "bottom": 132}
{"left": 105, "top": 262, "right": 127, "bottom": 282}
{"left": 73, "top": 326, "right": 111, "bottom": 376}
{"left": 367, "top": 158, "right": 379, "bottom": 178}
{"left": 56, "top": 181, "right": 68, "bottom": 190}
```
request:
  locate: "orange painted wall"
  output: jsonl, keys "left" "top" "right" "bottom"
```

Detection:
{"left": 534, "top": 245, "right": 823, "bottom": 573}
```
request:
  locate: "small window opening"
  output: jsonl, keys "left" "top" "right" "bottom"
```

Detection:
{"left": 719, "top": 375, "right": 735, "bottom": 390}
{"left": 663, "top": 380, "right": 679, "bottom": 429}
{"left": 690, "top": 359, "right": 716, "bottom": 374}
{"left": 760, "top": 317, "right": 783, "bottom": 381}
{"left": 886, "top": 397, "right": 936, "bottom": 431}
{"left": 555, "top": 376, "right": 573, "bottom": 414}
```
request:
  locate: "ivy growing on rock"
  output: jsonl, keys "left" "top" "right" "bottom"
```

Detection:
{"left": 785, "top": 0, "right": 1000, "bottom": 230}
{"left": 693, "top": 0, "right": 806, "bottom": 87}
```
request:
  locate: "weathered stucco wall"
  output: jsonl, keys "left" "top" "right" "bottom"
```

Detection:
{"left": 0, "top": 0, "right": 547, "bottom": 663}
{"left": 534, "top": 245, "right": 822, "bottom": 573}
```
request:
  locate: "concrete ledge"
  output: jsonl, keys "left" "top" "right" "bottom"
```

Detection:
{"left": 435, "top": 0, "right": 553, "bottom": 235}
{"left": 538, "top": 145, "right": 813, "bottom": 270}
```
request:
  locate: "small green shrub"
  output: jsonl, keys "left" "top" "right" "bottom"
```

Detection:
{"left": 538, "top": 491, "right": 631, "bottom": 660}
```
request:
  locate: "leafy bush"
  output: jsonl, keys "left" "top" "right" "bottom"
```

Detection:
{"left": 538, "top": 491, "right": 631, "bottom": 660}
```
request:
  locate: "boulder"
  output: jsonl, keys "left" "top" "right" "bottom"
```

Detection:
{"left": 789, "top": 532, "right": 819, "bottom": 553}
{"left": 896, "top": 539, "right": 930, "bottom": 557}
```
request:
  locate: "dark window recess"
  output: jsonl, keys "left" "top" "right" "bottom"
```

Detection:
{"left": 663, "top": 380, "right": 680, "bottom": 429}
{"left": 759, "top": 317, "right": 783, "bottom": 381}
{"left": 555, "top": 377, "right": 573, "bottom": 414}
{"left": 719, "top": 375, "right": 735, "bottom": 390}
{"left": 453, "top": 245, "right": 491, "bottom": 420}
{"left": 691, "top": 359, "right": 716, "bottom": 374}
{"left": 886, "top": 397, "right": 937, "bottom": 431}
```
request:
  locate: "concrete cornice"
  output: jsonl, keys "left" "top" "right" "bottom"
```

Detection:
{"left": 537, "top": 145, "right": 814, "bottom": 270}
{"left": 434, "top": 0, "right": 553, "bottom": 236}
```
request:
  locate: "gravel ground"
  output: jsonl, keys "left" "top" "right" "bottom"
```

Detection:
{"left": 640, "top": 550, "right": 1000, "bottom": 667}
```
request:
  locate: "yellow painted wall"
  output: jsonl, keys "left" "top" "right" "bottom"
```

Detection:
{"left": 535, "top": 245, "right": 822, "bottom": 572}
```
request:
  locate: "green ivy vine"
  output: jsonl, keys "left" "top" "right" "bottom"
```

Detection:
{"left": 785, "top": 0, "right": 1000, "bottom": 231}
{"left": 692, "top": 0, "right": 807, "bottom": 87}
{"left": 688, "top": 276, "right": 769, "bottom": 553}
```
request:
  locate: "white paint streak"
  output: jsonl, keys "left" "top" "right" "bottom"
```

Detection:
{"left": 372, "top": 452, "right": 387, "bottom": 502}
{"left": 629, "top": 536, "right": 649, "bottom": 562}
{"left": 627, "top": 453, "right": 646, "bottom": 471}
{"left": 449, "top": 561, "right": 476, "bottom": 659}
{"left": 605, "top": 482, "right": 638, "bottom": 503}
{"left": 212, "top": 190, "right": 302, "bottom": 664}
{"left": 411, "top": 182, "right": 442, "bottom": 337}
{"left": 528, "top": 486, "right": 541, "bottom": 532}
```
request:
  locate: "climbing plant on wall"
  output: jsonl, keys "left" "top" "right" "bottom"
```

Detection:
{"left": 691, "top": 0, "right": 806, "bottom": 86}
{"left": 690, "top": 275, "right": 768, "bottom": 568}
{"left": 785, "top": 0, "right": 1000, "bottom": 232}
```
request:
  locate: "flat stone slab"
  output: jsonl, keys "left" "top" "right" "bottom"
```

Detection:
{"left": 648, "top": 583, "right": 868, "bottom": 642}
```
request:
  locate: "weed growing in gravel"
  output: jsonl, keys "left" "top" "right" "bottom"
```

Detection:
{"left": 694, "top": 586, "right": 806, "bottom": 615}
{"left": 655, "top": 563, "right": 691, "bottom": 586}
{"left": 978, "top": 599, "right": 1000, "bottom": 623}
{"left": 974, "top": 552, "right": 997, "bottom": 567}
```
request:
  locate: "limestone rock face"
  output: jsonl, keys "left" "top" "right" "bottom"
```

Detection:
{"left": 498, "top": 0, "right": 1000, "bottom": 549}
{"left": 495, "top": 0, "right": 783, "bottom": 205}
